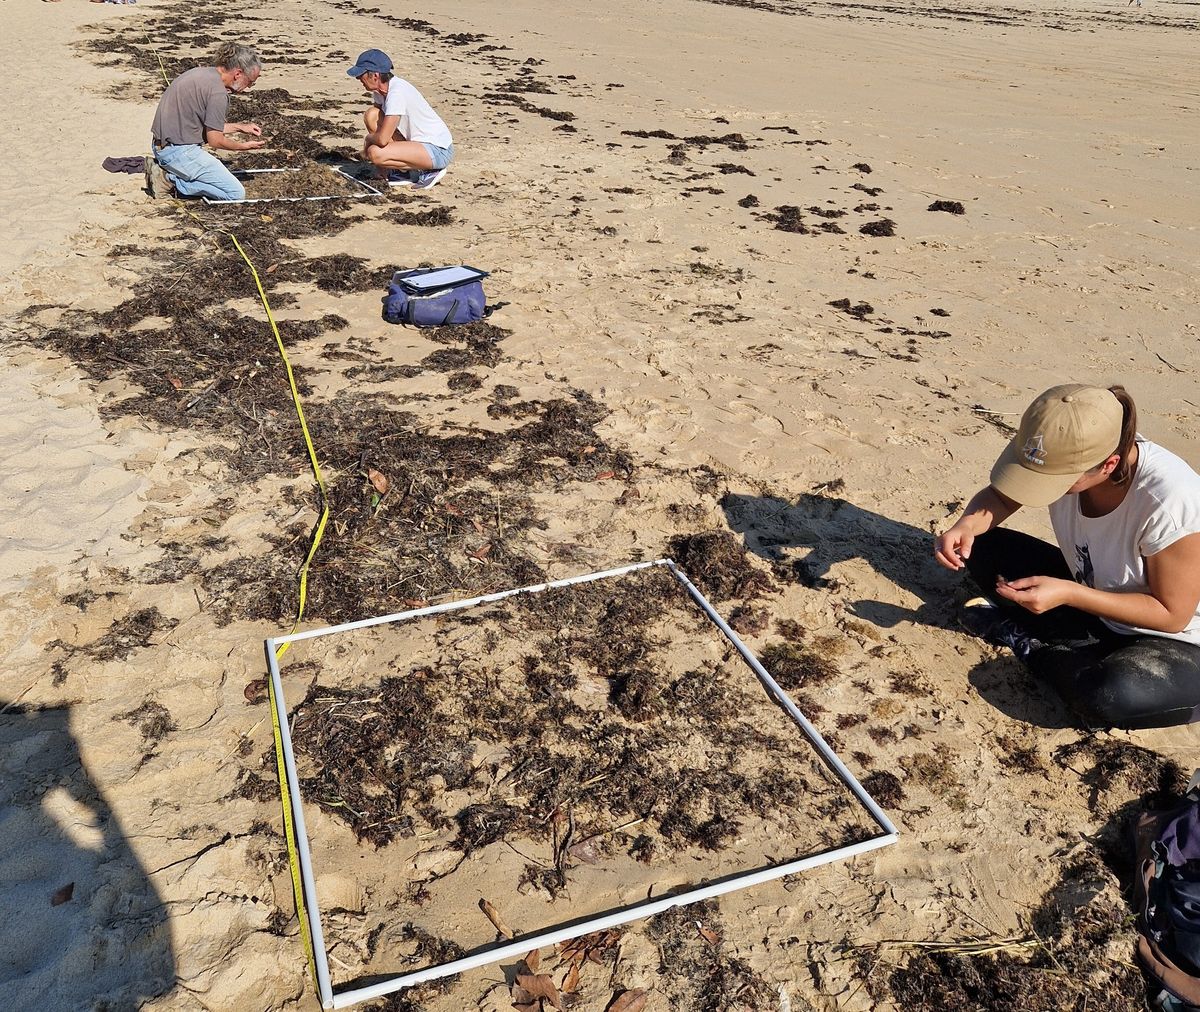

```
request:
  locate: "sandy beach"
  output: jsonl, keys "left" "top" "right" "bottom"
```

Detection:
{"left": 2, "top": 0, "right": 1199, "bottom": 1008}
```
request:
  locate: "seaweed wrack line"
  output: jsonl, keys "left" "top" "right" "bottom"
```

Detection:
{"left": 264, "top": 558, "right": 900, "bottom": 1009}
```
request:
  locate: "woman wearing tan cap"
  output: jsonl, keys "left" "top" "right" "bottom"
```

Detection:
{"left": 935, "top": 384, "right": 1200, "bottom": 729}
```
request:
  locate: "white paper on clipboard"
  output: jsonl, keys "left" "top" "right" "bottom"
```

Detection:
{"left": 398, "top": 266, "right": 489, "bottom": 293}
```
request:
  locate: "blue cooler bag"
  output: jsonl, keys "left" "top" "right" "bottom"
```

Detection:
{"left": 383, "top": 266, "right": 490, "bottom": 327}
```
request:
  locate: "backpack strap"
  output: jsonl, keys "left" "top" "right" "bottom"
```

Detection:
{"left": 1140, "top": 934, "right": 1200, "bottom": 1007}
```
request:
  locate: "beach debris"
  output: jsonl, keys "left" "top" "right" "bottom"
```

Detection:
{"left": 851, "top": 182, "right": 884, "bottom": 196}
{"left": 561, "top": 960, "right": 581, "bottom": 993}
{"left": 512, "top": 971, "right": 563, "bottom": 1011}
{"left": 50, "top": 607, "right": 177, "bottom": 664}
{"left": 1054, "top": 737, "right": 1184, "bottom": 815}
{"left": 829, "top": 298, "right": 875, "bottom": 319}
{"left": 622, "top": 129, "right": 750, "bottom": 150}
{"left": 927, "top": 199, "right": 966, "bottom": 214}
{"left": 51, "top": 882, "right": 75, "bottom": 906}
{"left": 558, "top": 929, "right": 622, "bottom": 969}
{"left": 869, "top": 856, "right": 1144, "bottom": 1009}
{"left": 766, "top": 205, "right": 810, "bottom": 233}
{"left": 479, "top": 897, "right": 514, "bottom": 938}
{"left": 852, "top": 162, "right": 873, "bottom": 173}
{"left": 738, "top": 193, "right": 760, "bottom": 207}
{"left": 696, "top": 921, "right": 721, "bottom": 946}
{"left": 759, "top": 639, "right": 843, "bottom": 691}
{"left": 728, "top": 603, "right": 770, "bottom": 635}
{"left": 667, "top": 531, "right": 776, "bottom": 601}
{"left": 859, "top": 218, "right": 898, "bottom": 237}
{"left": 366, "top": 467, "right": 389, "bottom": 496}
{"left": 234, "top": 163, "right": 367, "bottom": 201}
{"left": 605, "top": 989, "right": 648, "bottom": 1012}
{"left": 385, "top": 205, "right": 455, "bottom": 227}
{"left": 115, "top": 700, "right": 177, "bottom": 744}
{"left": 861, "top": 770, "right": 906, "bottom": 807}
{"left": 243, "top": 677, "right": 268, "bottom": 704}
{"left": 646, "top": 900, "right": 776, "bottom": 1008}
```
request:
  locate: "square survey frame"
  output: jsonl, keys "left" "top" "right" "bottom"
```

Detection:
{"left": 264, "top": 558, "right": 900, "bottom": 1010}
{"left": 202, "top": 166, "right": 383, "bottom": 205}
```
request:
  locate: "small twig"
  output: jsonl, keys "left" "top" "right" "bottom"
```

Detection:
{"left": 185, "top": 374, "right": 225, "bottom": 412}
{"left": 572, "top": 816, "right": 647, "bottom": 848}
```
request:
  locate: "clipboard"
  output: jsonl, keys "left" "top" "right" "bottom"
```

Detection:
{"left": 395, "top": 266, "right": 490, "bottom": 294}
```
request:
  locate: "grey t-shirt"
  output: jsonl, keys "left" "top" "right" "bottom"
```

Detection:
{"left": 151, "top": 66, "right": 228, "bottom": 146}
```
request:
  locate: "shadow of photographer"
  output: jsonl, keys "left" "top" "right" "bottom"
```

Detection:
{"left": 0, "top": 702, "right": 174, "bottom": 1006}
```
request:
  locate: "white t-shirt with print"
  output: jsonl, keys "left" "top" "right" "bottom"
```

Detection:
{"left": 1049, "top": 438, "right": 1200, "bottom": 645}
{"left": 374, "top": 78, "right": 453, "bottom": 148}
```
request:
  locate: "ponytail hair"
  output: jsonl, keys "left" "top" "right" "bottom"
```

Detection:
{"left": 1108, "top": 385, "right": 1138, "bottom": 484}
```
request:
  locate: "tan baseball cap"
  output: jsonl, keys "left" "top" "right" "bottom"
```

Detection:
{"left": 989, "top": 384, "right": 1123, "bottom": 507}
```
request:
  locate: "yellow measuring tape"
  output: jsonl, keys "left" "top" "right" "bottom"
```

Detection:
{"left": 207, "top": 225, "right": 328, "bottom": 994}
{"left": 151, "top": 45, "right": 328, "bottom": 993}
{"left": 228, "top": 230, "right": 329, "bottom": 995}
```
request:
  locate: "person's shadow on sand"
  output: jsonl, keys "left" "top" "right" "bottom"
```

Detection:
{"left": 0, "top": 703, "right": 175, "bottom": 1006}
{"left": 720, "top": 491, "right": 1080, "bottom": 729}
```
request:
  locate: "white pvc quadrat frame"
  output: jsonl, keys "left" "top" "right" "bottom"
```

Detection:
{"left": 203, "top": 166, "right": 383, "bottom": 205}
{"left": 264, "top": 558, "right": 900, "bottom": 1010}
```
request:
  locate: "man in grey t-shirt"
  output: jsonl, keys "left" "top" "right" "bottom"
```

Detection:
{"left": 147, "top": 42, "right": 265, "bottom": 202}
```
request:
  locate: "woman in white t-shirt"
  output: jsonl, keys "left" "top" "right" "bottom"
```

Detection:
{"left": 347, "top": 49, "right": 454, "bottom": 189}
{"left": 934, "top": 384, "right": 1200, "bottom": 729}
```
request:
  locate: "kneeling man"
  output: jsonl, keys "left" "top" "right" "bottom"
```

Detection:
{"left": 148, "top": 42, "right": 266, "bottom": 201}
{"left": 349, "top": 49, "right": 454, "bottom": 189}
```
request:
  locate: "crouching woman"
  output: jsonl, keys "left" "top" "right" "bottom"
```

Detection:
{"left": 935, "top": 384, "right": 1200, "bottom": 729}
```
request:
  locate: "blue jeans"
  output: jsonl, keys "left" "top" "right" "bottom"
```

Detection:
{"left": 153, "top": 143, "right": 245, "bottom": 201}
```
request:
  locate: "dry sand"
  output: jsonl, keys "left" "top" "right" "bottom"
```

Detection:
{"left": 1, "top": 0, "right": 1198, "bottom": 1008}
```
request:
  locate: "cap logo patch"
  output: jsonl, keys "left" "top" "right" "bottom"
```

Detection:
{"left": 1022, "top": 434, "right": 1046, "bottom": 466}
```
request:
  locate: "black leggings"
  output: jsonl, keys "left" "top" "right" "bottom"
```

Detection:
{"left": 966, "top": 529, "right": 1200, "bottom": 730}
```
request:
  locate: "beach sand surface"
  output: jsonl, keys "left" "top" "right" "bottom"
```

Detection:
{"left": 1, "top": 0, "right": 1198, "bottom": 1007}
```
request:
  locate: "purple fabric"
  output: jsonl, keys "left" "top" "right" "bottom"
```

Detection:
{"left": 103, "top": 156, "right": 147, "bottom": 174}
{"left": 1161, "top": 804, "right": 1200, "bottom": 867}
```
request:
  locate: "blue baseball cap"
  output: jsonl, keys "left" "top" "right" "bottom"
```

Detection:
{"left": 347, "top": 49, "right": 393, "bottom": 76}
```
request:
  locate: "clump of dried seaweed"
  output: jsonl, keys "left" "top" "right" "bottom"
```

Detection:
{"left": 868, "top": 855, "right": 1144, "bottom": 1011}
{"left": 645, "top": 900, "right": 781, "bottom": 1012}
{"left": 235, "top": 163, "right": 367, "bottom": 201}
{"left": 667, "top": 531, "right": 775, "bottom": 602}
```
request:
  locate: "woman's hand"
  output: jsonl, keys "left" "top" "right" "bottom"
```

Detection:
{"left": 934, "top": 486, "right": 1021, "bottom": 572}
{"left": 934, "top": 521, "right": 976, "bottom": 571}
{"left": 994, "top": 575, "right": 1078, "bottom": 614}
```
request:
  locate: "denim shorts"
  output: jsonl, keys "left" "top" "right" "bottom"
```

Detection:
{"left": 421, "top": 142, "right": 454, "bottom": 171}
